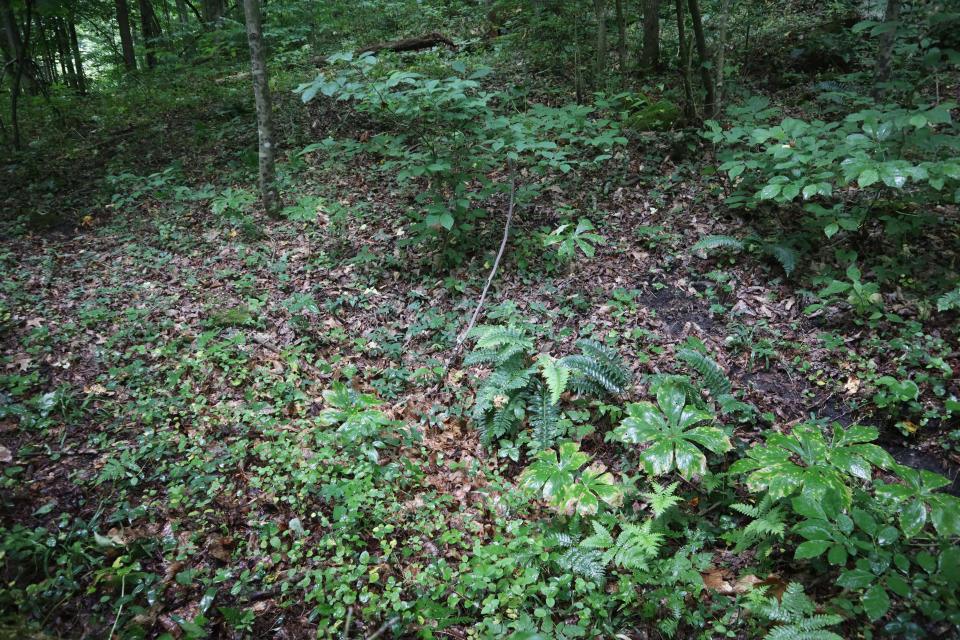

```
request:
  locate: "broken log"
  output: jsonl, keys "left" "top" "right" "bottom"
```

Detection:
{"left": 356, "top": 32, "right": 456, "bottom": 55}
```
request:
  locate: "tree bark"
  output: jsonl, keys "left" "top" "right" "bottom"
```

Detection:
{"left": 675, "top": 0, "right": 695, "bottom": 119}
{"left": 175, "top": 0, "right": 188, "bottom": 25}
{"left": 641, "top": 0, "right": 659, "bottom": 69}
{"left": 614, "top": 0, "right": 627, "bottom": 76}
{"left": 242, "top": 0, "right": 280, "bottom": 217}
{"left": 356, "top": 32, "right": 456, "bottom": 55}
{"left": 713, "top": 0, "right": 729, "bottom": 117}
{"left": 686, "top": 0, "right": 715, "bottom": 116}
{"left": 593, "top": 0, "right": 606, "bottom": 79}
{"left": 138, "top": 0, "right": 162, "bottom": 69}
{"left": 872, "top": 0, "right": 901, "bottom": 102}
{"left": 69, "top": 15, "right": 85, "bottom": 94}
{"left": 115, "top": 0, "right": 137, "bottom": 70}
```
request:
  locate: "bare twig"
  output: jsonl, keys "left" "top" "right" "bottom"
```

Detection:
{"left": 433, "top": 167, "right": 517, "bottom": 390}
{"left": 344, "top": 606, "right": 353, "bottom": 640}
{"left": 366, "top": 617, "right": 401, "bottom": 640}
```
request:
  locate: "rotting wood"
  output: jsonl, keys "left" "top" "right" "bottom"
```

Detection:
{"left": 356, "top": 32, "right": 456, "bottom": 55}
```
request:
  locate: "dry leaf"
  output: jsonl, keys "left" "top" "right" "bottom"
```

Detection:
{"left": 0, "top": 445, "right": 12, "bottom": 463}
{"left": 843, "top": 377, "right": 860, "bottom": 394}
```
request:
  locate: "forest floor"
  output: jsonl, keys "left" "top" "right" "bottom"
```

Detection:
{"left": 1, "top": 58, "right": 959, "bottom": 640}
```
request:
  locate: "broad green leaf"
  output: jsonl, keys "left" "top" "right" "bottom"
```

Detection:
{"left": 858, "top": 168, "right": 879, "bottom": 187}
{"left": 862, "top": 584, "right": 890, "bottom": 621}
{"left": 837, "top": 568, "right": 875, "bottom": 589}
{"left": 828, "top": 544, "right": 848, "bottom": 565}
{"left": 758, "top": 183, "right": 782, "bottom": 200}
{"left": 795, "top": 540, "right": 831, "bottom": 559}
{"left": 656, "top": 382, "right": 687, "bottom": 426}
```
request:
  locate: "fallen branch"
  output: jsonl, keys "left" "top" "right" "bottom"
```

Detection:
{"left": 366, "top": 617, "right": 401, "bottom": 640}
{"left": 432, "top": 167, "right": 517, "bottom": 392}
{"left": 356, "top": 32, "right": 456, "bottom": 55}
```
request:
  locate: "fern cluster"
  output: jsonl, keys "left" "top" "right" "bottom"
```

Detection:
{"left": 746, "top": 583, "right": 844, "bottom": 640}
{"left": 467, "top": 327, "right": 631, "bottom": 452}
{"left": 549, "top": 518, "right": 665, "bottom": 581}
{"left": 649, "top": 347, "right": 754, "bottom": 419}
{"left": 691, "top": 234, "right": 797, "bottom": 277}
{"left": 561, "top": 339, "right": 630, "bottom": 396}
{"left": 724, "top": 494, "right": 787, "bottom": 553}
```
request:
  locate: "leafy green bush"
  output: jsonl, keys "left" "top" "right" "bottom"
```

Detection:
{"left": 296, "top": 54, "right": 626, "bottom": 256}
{"left": 704, "top": 97, "right": 960, "bottom": 239}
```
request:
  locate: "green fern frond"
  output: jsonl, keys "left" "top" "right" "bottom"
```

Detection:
{"left": 528, "top": 382, "right": 563, "bottom": 454}
{"left": 563, "top": 355, "right": 625, "bottom": 395}
{"left": 676, "top": 349, "right": 732, "bottom": 397}
{"left": 468, "top": 325, "right": 534, "bottom": 352}
{"left": 691, "top": 235, "right": 745, "bottom": 253}
{"left": 547, "top": 532, "right": 578, "bottom": 548}
{"left": 716, "top": 393, "right": 756, "bottom": 417}
{"left": 607, "top": 521, "right": 663, "bottom": 571}
{"left": 730, "top": 502, "right": 761, "bottom": 518}
{"left": 537, "top": 354, "right": 570, "bottom": 405}
{"left": 642, "top": 482, "right": 682, "bottom": 519}
{"left": 937, "top": 288, "right": 960, "bottom": 312}
{"left": 752, "top": 583, "right": 843, "bottom": 640}
{"left": 581, "top": 520, "right": 614, "bottom": 549}
{"left": 576, "top": 339, "right": 630, "bottom": 388}
{"left": 764, "top": 244, "right": 797, "bottom": 277}
{"left": 463, "top": 348, "right": 501, "bottom": 367}
{"left": 557, "top": 547, "right": 605, "bottom": 581}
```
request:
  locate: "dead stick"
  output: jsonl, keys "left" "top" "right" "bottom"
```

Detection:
{"left": 344, "top": 606, "right": 353, "bottom": 640}
{"left": 433, "top": 167, "right": 517, "bottom": 389}
{"left": 366, "top": 617, "right": 400, "bottom": 640}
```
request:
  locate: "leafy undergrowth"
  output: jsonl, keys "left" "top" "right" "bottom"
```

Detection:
{"left": 3, "top": 45, "right": 960, "bottom": 640}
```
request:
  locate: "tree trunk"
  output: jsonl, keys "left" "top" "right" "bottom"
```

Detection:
{"left": 1, "top": 0, "right": 33, "bottom": 149}
{"left": 115, "top": 0, "right": 137, "bottom": 70}
{"left": 675, "top": 0, "right": 695, "bottom": 119}
{"left": 593, "top": 0, "right": 606, "bottom": 79}
{"left": 641, "top": 0, "right": 659, "bottom": 69}
{"left": 713, "top": 0, "right": 729, "bottom": 117}
{"left": 614, "top": 0, "right": 627, "bottom": 76}
{"left": 69, "top": 16, "right": 85, "bottom": 94}
{"left": 57, "top": 19, "right": 76, "bottom": 87}
{"left": 242, "top": 0, "right": 280, "bottom": 217}
{"left": 686, "top": 0, "right": 715, "bottom": 116}
{"left": 175, "top": 0, "right": 189, "bottom": 25}
{"left": 138, "top": 0, "right": 162, "bottom": 69}
{"left": 872, "top": 0, "right": 900, "bottom": 102}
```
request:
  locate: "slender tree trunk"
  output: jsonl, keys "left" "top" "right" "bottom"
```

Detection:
{"left": 614, "top": 0, "right": 627, "bottom": 76}
{"left": 641, "top": 0, "right": 659, "bottom": 69}
{"left": 2, "top": 0, "right": 33, "bottom": 150}
{"left": 115, "top": 0, "right": 137, "bottom": 70}
{"left": 242, "top": 0, "right": 280, "bottom": 217}
{"left": 686, "top": 0, "right": 714, "bottom": 116}
{"left": 175, "top": 0, "right": 188, "bottom": 25}
{"left": 69, "top": 16, "right": 85, "bottom": 94}
{"left": 58, "top": 19, "right": 76, "bottom": 87}
{"left": 138, "top": 0, "right": 162, "bottom": 68}
{"left": 593, "top": 0, "right": 606, "bottom": 80}
{"left": 713, "top": 0, "right": 729, "bottom": 117}
{"left": 872, "top": 0, "right": 901, "bottom": 102}
{"left": 675, "top": 0, "right": 695, "bottom": 118}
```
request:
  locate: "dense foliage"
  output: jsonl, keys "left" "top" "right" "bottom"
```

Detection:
{"left": 1, "top": 0, "right": 959, "bottom": 639}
